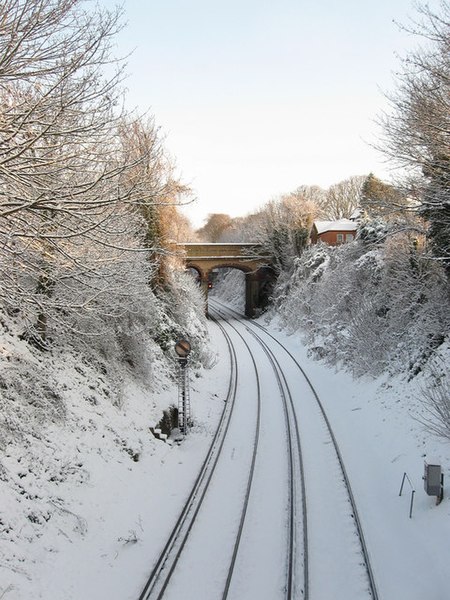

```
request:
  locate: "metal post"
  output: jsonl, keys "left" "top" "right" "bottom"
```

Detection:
{"left": 399, "top": 472, "right": 415, "bottom": 518}
{"left": 409, "top": 490, "right": 415, "bottom": 519}
{"left": 174, "top": 338, "right": 192, "bottom": 436}
{"left": 177, "top": 357, "right": 191, "bottom": 434}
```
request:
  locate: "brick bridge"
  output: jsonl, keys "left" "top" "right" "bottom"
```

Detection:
{"left": 176, "top": 243, "right": 274, "bottom": 317}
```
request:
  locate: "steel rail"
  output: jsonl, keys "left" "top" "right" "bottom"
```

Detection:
{"left": 211, "top": 299, "right": 379, "bottom": 600}
{"left": 210, "top": 303, "right": 303, "bottom": 599}
{"left": 246, "top": 325, "right": 309, "bottom": 600}
{"left": 138, "top": 319, "right": 239, "bottom": 600}
{"left": 208, "top": 310, "right": 262, "bottom": 600}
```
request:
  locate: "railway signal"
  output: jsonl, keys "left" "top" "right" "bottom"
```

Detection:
{"left": 175, "top": 339, "right": 191, "bottom": 435}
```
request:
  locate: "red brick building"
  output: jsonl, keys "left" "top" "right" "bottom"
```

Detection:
{"left": 310, "top": 219, "right": 357, "bottom": 246}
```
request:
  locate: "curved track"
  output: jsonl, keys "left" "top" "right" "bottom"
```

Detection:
{"left": 138, "top": 301, "right": 379, "bottom": 600}
{"left": 139, "top": 317, "right": 266, "bottom": 599}
{"left": 139, "top": 312, "right": 301, "bottom": 598}
{"left": 138, "top": 319, "right": 240, "bottom": 599}
{"left": 211, "top": 299, "right": 379, "bottom": 600}
{"left": 210, "top": 306, "right": 303, "bottom": 599}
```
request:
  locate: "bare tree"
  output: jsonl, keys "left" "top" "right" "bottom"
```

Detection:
{"left": 378, "top": 1, "right": 450, "bottom": 270}
{"left": 290, "top": 184, "right": 327, "bottom": 209}
{"left": 218, "top": 213, "right": 264, "bottom": 242}
{"left": 0, "top": 1, "right": 184, "bottom": 344}
{"left": 320, "top": 176, "right": 366, "bottom": 220}
{"left": 417, "top": 363, "right": 450, "bottom": 441}
{"left": 196, "top": 213, "right": 233, "bottom": 242}
{"left": 256, "top": 192, "right": 317, "bottom": 273}
{"left": 219, "top": 185, "right": 324, "bottom": 245}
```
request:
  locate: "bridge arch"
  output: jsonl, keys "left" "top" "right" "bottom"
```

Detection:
{"left": 177, "top": 243, "right": 274, "bottom": 317}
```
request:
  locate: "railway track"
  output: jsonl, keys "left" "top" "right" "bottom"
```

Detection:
{"left": 139, "top": 316, "right": 265, "bottom": 599}
{"left": 210, "top": 299, "right": 379, "bottom": 600}
{"left": 138, "top": 300, "right": 379, "bottom": 599}
{"left": 137, "top": 318, "right": 240, "bottom": 599}
{"left": 209, "top": 305, "right": 301, "bottom": 599}
{"left": 139, "top": 308, "right": 301, "bottom": 599}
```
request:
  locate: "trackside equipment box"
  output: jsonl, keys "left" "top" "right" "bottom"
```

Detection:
{"left": 424, "top": 462, "right": 441, "bottom": 496}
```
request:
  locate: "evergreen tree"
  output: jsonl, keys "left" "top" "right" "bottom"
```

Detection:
{"left": 360, "top": 174, "right": 407, "bottom": 219}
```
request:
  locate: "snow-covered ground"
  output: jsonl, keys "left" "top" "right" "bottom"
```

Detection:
{"left": 1, "top": 308, "right": 449, "bottom": 599}
{"left": 0, "top": 320, "right": 227, "bottom": 599}
{"left": 265, "top": 318, "right": 450, "bottom": 600}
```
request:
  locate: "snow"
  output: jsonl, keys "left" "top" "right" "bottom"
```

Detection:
{"left": 210, "top": 269, "right": 245, "bottom": 313}
{"left": 160, "top": 319, "right": 292, "bottom": 600}
{"left": 0, "top": 320, "right": 226, "bottom": 599}
{"left": 1, "top": 306, "right": 449, "bottom": 599}
{"left": 314, "top": 219, "right": 358, "bottom": 233}
{"left": 265, "top": 319, "right": 450, "bottom": 600}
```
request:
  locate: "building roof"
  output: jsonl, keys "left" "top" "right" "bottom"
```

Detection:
{"left": 313, "top": 219, "right": 358, "bottom": 234}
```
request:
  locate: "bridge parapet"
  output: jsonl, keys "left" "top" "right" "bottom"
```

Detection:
{"left": 180, "top": 242, "right": 266, "bottom": 260}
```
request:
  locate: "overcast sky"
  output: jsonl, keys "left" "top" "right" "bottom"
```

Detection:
{"left": 100, "top": 0, "right": 434, "bottom": 227}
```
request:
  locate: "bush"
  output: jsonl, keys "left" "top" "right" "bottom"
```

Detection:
{"left": 417, "top": 361, "right": 450, "bottom": 441}
{"left": 156, "top": 405, "right": 179, "bottom": 435}
{"left": 271, "top": 234, "right": 450, "bottom": 377}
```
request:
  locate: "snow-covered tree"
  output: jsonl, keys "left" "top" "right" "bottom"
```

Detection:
{"left": 272, "top": 234, "right": 449, "bottom": 377}
{"left": 0, "top": 0, "right": 194, "bottom": 348}
{"left": 255, "top": 192, "right": 317, "bottom": 274}
{"left": 378, "top": 1, "right": 450, "bottom": 271}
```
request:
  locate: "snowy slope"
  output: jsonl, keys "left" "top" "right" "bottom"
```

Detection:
{"left": 0, "top": 317, "right": 225, "bottom": 599}
{"left": 1, "top": 308, "right": 449, "bottom": 599}
{"left": 265, "top": 319, "right": 450, "bottom": 600}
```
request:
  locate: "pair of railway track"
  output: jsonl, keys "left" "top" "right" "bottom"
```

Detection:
{"left": 138, "top": 300, "right": 379, "bottom": 599}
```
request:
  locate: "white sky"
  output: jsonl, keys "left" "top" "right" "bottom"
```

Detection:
{"left": 99, "top": 0, "right": 435, "bottom": 227}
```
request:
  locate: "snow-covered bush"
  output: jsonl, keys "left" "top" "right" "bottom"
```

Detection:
{"left": 357, "top": 216, "right": 389, "bottom": 245}
{"left": 417, "top": 357, "right": 450, "bottom": 441}
{"left": 1, "top": 253, "right": 211, "bottom": 440}
{"left": 152, "top": 268, "right": 212, "bottom": 369}
{"left": 271, "top": 234, "right": 449, "bottom": 378}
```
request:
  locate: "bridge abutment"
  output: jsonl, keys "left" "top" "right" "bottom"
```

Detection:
{"left": 245, "top": 272, "right": 260, "bottom": 318}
